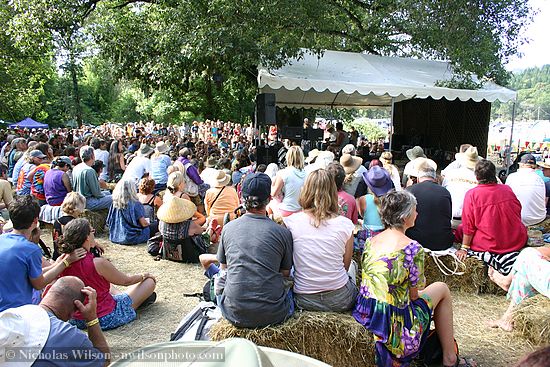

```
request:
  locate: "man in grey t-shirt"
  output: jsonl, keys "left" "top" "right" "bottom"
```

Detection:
{"left": 217, "top": 173, "right": 294, "bottom": 328}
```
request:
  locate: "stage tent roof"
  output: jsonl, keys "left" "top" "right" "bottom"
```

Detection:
{"left": 258, "top": 50, "right": 517, "bottom": 109}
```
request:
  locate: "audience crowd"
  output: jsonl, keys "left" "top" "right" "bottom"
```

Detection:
{"left": 0, "top": 119, "right": 549, "bottom": 367}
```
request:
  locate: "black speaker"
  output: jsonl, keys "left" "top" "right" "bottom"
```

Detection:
{"left": 304, "top": 128, "right": 324, "bottom": 142}
{"left": 256, "top": 146, "right": 278, "bottom": 165}
{"left": 256, "top": 93, "right": 276, "bottom": 125}
{"left": 281, "top": 127, "right": 303, "bottom": 140}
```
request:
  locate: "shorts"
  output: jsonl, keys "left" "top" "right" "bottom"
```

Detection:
{"left": 71, "top": 293, "right": 137, "bottom": 331}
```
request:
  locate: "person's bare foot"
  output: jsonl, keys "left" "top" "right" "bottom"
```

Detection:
{"left": 488, "top": 267, "right": 512, "bottom": 291}
{"left": 487, "top": 318, "right": 514, "bottom": 332}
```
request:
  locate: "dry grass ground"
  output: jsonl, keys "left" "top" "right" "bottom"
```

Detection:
{"left": 41, "top": 233, "right": 541, "bottom": 367}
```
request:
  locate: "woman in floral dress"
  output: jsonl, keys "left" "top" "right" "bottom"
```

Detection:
{"left": 353, "top": 190, "right": 476, "bottom": 367}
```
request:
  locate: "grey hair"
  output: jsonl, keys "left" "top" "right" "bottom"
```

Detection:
{"left": 416, "top": 160, "right": 436, "bottom": 179}
{"left": 380, "top": 190, "right": 417, "bottom": 229}
{"left": 80, "top": 145, "right": 94, "bottom": 162}
{"left": 112, "top": 180, "right": 139, "bottom": 209}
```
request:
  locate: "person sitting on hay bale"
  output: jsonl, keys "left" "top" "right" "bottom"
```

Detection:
{"left": 217, "top": 173, "right": 294, "bottom": 328}
{"left": 406, "top": 159, "right": 454, "bottom": 251}
{"left": 283, "top": 168, "right": 357, "bottom": 312}
{"left": 353, "top": 190, "right": 477, "bottom": 367}
{"left": 59, "top": 218, "right": 157, "bottom": 330}
{"left": 487, "top": 247, "right": 550, "bottom": 332}
{"left": 107, "top": 180, "right": 158, "bottom": 246}
{"left": 456, "top": 160, "right": 527, "bottom": 276}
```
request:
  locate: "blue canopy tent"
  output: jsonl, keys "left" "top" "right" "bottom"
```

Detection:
{"left": 9, "top": 117, "right": 49, "bottom": 129}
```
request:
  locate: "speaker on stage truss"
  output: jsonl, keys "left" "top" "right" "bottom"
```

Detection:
{"left": 256, "top": 93, "right": 276, "bottom": 125}
{"left": 281, "top": 127, "right": 303, "bottom": 141}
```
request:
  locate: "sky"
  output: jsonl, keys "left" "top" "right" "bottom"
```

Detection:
{"left": 506, "top": 0, "right": 550, "bottom": 71}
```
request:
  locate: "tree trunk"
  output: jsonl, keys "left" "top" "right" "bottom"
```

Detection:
{"left": 69, "top": 55, "right": 83, "bottom": 127}
{"left": 204, "top": 74, "right": 215, "bottom": 120}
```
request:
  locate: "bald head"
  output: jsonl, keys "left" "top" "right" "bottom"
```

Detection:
{"left": 41, "top": 276, "right": 85, "bottom": 321}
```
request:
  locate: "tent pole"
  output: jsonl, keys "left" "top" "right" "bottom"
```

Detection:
{"left": 506, "top": 102, "right": 516, "bottom": 175}
{"left": 389, "top": 98, "right": 395, "bottom": 152}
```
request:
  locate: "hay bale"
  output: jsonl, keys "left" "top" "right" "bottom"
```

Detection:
{"left": 82, "top": 209, "right": 109, "bottom": 234}
{"left": 209, "top": 311, "right": 375, "bottom": 367}
{"left": 424, "top": 255, "right": 505, "bottom": 295}
{"left": 513, "top": 295, "right": 550, "bottom": 345}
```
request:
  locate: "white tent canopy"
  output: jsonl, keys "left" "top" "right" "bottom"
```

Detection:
{"left": 258, "top": 50, "right": 517, "bottom": 109}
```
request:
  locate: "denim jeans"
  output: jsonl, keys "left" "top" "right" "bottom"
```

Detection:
{"left": 86, "top": 194, "right": 113, "bottom": 211}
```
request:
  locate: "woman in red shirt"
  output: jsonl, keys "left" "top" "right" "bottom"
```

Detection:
{"left": 59, "top": 218, "right": 157, "bottom": 330}
{"left": 456, "top": 160, "right": 527, "bottom": 275}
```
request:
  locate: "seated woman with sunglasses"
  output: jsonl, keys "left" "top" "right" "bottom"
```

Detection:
{"left": 59, "top": 218, "right": 157, "bottom": 330}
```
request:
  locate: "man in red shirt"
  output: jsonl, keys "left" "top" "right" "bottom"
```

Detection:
{"left": 456, "top": 160, "right": 527, "bottom": 275}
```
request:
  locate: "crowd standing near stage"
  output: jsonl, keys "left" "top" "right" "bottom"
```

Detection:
{"left": 0, "top": 119, "right": 549, "bottom": 367}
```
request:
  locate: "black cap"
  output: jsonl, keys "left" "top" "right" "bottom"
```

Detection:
{"left": 241, "top": 173, "right": 271, "bottom": 202}
{"left": 520, "top": 153, "right": 536, "bottom": 165}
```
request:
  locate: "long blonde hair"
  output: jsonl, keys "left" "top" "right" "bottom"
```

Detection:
{"left": 299, "top": 169, "right": 339, "bottom": 227}
{"left": 286, "top": 146, "right": 305, "bottom": 170}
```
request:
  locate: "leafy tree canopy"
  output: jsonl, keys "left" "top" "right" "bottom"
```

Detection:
{"left": 1, "top": 0, "right": 535, "bottom": 124}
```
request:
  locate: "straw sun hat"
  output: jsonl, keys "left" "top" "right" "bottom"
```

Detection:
{"left": 339, "top": 154, "right": 363, "bottom": 174}
{"left": 455, "top": 146, "right": 480, "bottom": 170}
{"left": 215, "top": 170, "right": 230, "bottom": 187}
{"left": 157, "top": 197, "right": 197, "bottom": 224}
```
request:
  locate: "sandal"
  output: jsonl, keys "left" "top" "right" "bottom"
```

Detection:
{"left": 445, "top": 355, "right": 477, "bottom": 367}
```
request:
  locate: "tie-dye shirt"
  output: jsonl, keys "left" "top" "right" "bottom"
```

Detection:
{"left": 31, "top": 163, "right": 50, "bottom": 201}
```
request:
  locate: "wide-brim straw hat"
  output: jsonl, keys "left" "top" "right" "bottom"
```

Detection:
{"left": 157, "top": 197, "right": 196, "bottom": 224}
{"left": 215, "top": 170, "right": 230, "bottom": 187}
{"left": 362, "top": 166, "right": 393, "bottom": 197}
{"left": 305, "top": 149, "right": 320, "bottom": 164}
{"left": 455, "top": 146, "right": 480, "bottom": 170}
{"left": 155, "top": 141, "right": 169, "bottom": 154}
{"left": 406, "top": 146, "right": 426, "bottom": 161}
{"left": 340, "top": 154, "right": 363, "bottom": 174}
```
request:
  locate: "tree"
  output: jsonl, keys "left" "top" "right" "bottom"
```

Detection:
{"left": 0, "top": 2, "right": 56, "bottom": 122}
{"left": 4, "top": 0, "right": 535, "bottom": 123}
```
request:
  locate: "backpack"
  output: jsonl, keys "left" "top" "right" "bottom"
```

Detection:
{"left": 170, "top": 301, "right": 222, "bottom": 341}
{"left": 183, "top": 162, "right": 199, "bottom": 197}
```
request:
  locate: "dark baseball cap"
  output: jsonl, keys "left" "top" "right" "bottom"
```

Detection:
{"left": 29, "top": 150, "right": 47, "bottom": 159}
{"left": 241, "top": 173, "right": 271, "bottom": 202}
{"left": 520, "top": 153, "right": 536, "bottom": 165}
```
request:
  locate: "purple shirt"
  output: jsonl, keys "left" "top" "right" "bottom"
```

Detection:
{"left": 177, "top": 157, "right": 203, "bottom": 185}
{"left": 44, "top": 169, "right": 68, "bottom": 206}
